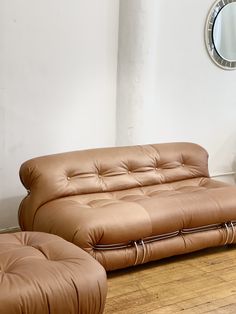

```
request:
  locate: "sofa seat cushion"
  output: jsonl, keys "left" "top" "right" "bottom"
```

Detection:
{"left": 33, "top": 177, "right": 236, "bottom": 250}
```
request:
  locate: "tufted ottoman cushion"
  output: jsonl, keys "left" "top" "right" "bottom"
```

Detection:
{"left": 0, "top": 232, "right": 107, "bottom": 314}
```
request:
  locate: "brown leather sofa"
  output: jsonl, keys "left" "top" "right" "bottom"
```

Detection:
{"left": 0, "top": 232, "right": 107, "bottom": 314}
{"left": 19, "top": 142, "right": 236, "bottom": 271}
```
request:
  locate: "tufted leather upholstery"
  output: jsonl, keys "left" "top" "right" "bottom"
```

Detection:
{"left": 0, "top": 232, "right": 107, "bottom": 314}
{"left": 19, "top": 143, "right": 236, "bottom": 270}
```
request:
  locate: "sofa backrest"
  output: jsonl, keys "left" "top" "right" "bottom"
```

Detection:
{"left": 20, "top": 142, "right": 209, "bottom": 205}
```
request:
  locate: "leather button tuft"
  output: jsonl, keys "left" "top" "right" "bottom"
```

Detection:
{"left": 67, "top": 177, "right": 71, "bottom": 181}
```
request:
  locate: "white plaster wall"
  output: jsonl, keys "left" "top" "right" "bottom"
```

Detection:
{"left": 0, "top": 0, "right": 119, "bottom": 229}
{"left": 116, "top": 0, "right": 160, "bottom": 145}
{"left": 117, "top": 0, "right": 236, "bottom": 184}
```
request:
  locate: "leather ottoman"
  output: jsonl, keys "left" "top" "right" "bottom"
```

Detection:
{"left": 0, "top": 232, "right": 107, "bottom": 314}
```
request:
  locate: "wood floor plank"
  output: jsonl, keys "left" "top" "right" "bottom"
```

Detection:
{"left": 104, "top": 246, "right": 236, "bottom": 313}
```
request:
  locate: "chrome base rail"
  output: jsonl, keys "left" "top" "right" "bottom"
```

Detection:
{"left": 93, "top": 221, "right": 236, "bottom": 265}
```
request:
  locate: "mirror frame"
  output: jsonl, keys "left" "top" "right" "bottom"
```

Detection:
{"left": 205, "top": 0, "right": 236, "bottom": 70}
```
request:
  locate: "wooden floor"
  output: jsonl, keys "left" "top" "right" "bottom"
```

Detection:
{"left": 104, "top": 246, "right": 236, "bottom": 314}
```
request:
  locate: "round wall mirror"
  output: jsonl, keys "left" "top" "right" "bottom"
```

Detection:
{"left": 205, "top": 0, "right": 236, "bottom": 70}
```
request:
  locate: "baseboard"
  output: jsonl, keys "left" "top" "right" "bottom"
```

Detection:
{"left": 0, "top": 226, "right": 21, "bottom": 234}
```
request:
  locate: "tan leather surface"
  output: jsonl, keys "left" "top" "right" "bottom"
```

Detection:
{"left": 19, "top": 142, "right": 209, "bottom": 230}
{"left": 0, "top": 232, "right": 107, "bottom": 313}
{"left": 92, "top": 227, "right": 234, "bottom": 270}
{"left": 18, "top": 142, "right": 236, "bottom": 270}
